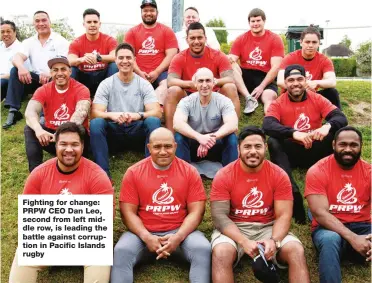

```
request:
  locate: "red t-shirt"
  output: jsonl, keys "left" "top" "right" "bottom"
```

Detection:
{"left": 230, "top": 30, "right": 284, "bottom": 73}
{"left": 305, "top": 155, "right": 371, "bottom": 231}
{"left": 120, "top": 157, "right": 206, "bottom": 232}
{"left": 32, "top": 79, "right": 90, "bottom": 130}
{"left": 210, "top": 160, "right": 293, "bottom": 223}
{"left": 266, "top": 90, "right": 336, "bottom": 133}
{"left": 168, "top": 46, "right": 231, "bottom": 92}
{"left": 69, "top": 33, "right": 117, "bottom": 72}
{"left": 124, "top": 23, "right": 178, "bottom": 73}
{"left": 23, "top": 157, "right": 114, "bottom": 196}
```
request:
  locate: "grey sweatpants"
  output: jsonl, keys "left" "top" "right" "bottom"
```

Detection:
{"left": 111, "top": 229, "right": 211, "bottom": 283}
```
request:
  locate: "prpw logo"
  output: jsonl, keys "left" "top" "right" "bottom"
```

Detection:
{"left": 246, "top": 47, "right": 267, "bottom": 67}
{"left": 235, "top": 187, "right": 269, "bottom": 216}
{"left": 59, "top": 188, "right": 72, "bottom": 195}
{"left": 50, "top": 104, "right": 70, "bottom": 127}
{"left": 138, "top": 36, "right": 159, "bottom": 55}
{"left": 146, "top": 183, "right": 181, "bottom": 214}
{"left": 294, "top": 113, "right": 311, "bottom": 132}
{"left": 305, "top": 71, "right": 313, "bottom": 81}
{"left": 329, "top": 183, "right": 363, "bottom": 213}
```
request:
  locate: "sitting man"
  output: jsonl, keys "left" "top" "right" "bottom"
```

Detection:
{"left": 165, "top": 22, "right": 239, "bottom": 131}
{"left": 175, "top": 6, "right": 220, "bottom": 51}
{"left": 68, "top": 8, "right": 118, "bottom": 98}
{"left": 305, "top": 126, "right": 371, "bottom": 283}
{"left": 173, "top": 67, "right": 238, "bottom": 167}
{"left": 3, "top": 10, "right": 69, "bottom": 129}
{"left": 210, "top": 126, "right": 310, "bottom": 283}
{"left": 263, "top": 64, "right": 347, "bottom": 224}
{"left": 111, "top": 127, "right": 211, "bottom": 283}
{"left": 90, "top": 43, "right": 161, "bottom": 179}
{"left": 277, "top": 26, "right": 341, "bottom": 108}
{"left": 24, "top": 56, "right": 90, "bottom": 172}
{"left": 9, "top": 122, "right": 114, "bottom": 283}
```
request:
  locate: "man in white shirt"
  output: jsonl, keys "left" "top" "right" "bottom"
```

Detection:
{"left": 175, "top": 7, "right": 220, "bottom": 52}
{"left": 3, "top": 11, "right": 69, "bottom": 129}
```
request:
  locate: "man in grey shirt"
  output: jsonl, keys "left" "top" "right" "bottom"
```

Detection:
{"left": 90, "top": 43, "right": 162, "bottom": 179}
{"left": 173, "top": 67, "right": 238, "bottom": 166}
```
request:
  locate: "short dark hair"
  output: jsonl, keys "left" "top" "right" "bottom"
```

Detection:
{"left": 1, "top": 20, "right": 16, "bottom": 32}
{"left": 34, "top": 11, "right": 50, "bottom": 18}
{"left": 334, "top": 126, "right": 363, "bottom": 144}
{"left": 248, "top": 8, "right": 266, "bottom": 22}
{"left": 55, "top": 122, "right": 85, "bottom": 144}
{"left": 300, "top": 25, "right": 321, "bottom": 41}
{"left": 238, "top": 126, "right": 266, "bottom": 144}
{"left": 185, "top": 7, "right": 199, "bottom": 14}
{"left": 187, "top": 22, "right": 205, "bottom": 36}
{"left": 115, "top": 42, "right": 135, "bottom": 56}
{"left": 83, "top": 8, "right": 100, "bottom": 19}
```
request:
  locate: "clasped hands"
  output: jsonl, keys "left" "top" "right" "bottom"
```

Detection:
{"left": 144, "top": 233, "right": 182, "bottom": 260}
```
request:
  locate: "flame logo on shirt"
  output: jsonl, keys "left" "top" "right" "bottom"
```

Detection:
{"left": 306, "top": 71, "right": 313, "bottom": 81}
{"left": 242, "top": 187, "right": 264, "bottom": 208}
{"left": 142, "top": 36, "right": 155, "bottom": 50}
{"left": 54, "top": 104, "right": 70, "bottom": 120}
{"left": 337, "top": 183, "right": 357, "bottom": 204}
{"left": 249, "top": 47, "right": 263, "bottom": 61}
{"left": 294, "top": 113, "right": 311, "bottom": 131}
{"left": 60, "top": 188, "right": 72, "bottom": 195}
{"left": 152, "top": 183, "right": 174, "bottom": 205}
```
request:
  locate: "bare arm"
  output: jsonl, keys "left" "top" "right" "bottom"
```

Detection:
{"left": 70, "top": 100, "right": 91, "bottom": 125}
{"left": 67, "top": 54, "right": 84, "bottom": 67}
{"left": 143, "top": 102, "right": 162, "bottom": 119}
{"left": 173, "top": 110, "right": 201, "bottom": 139}
{"left": 154, "top": 48, "right": 178, "bottom": 75}
{"left": 91, "top": 103, "right": 112, "bottom": 120}
{"left": 167, "top": 73, "right": 195, "bottom": 89}
{"left": 262, "top": 57, "right": 282, "bottom": 88}
{"left": 121, "top": 202, "right": 152, "bottom": 241}
{"left": 277, "top": 69, "right": 286, "bottom": 89}
{"left": 272, "top": 200, "right": 293, "bottom": 241}
{"left": 216, "top": 69, "right": 234, "bottom": 87}
{"left": 100, "top": 49, "right": 116, "bottom": 63}
{"left": 25, "top": 100, "right": 43, "bottom": 132}
{"left": 213, "top": 113, "right": 238, "bottom": 140}
{"left": 315, "top": 71, "right": 337, "bottom": 89}
{"left": 12, "top": 52, "right": 27, "bottom": 70}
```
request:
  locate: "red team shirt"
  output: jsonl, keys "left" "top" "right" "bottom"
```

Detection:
{"left": 120, "top": 157, "right": 206, "bottom": 232}
{"left": 266, "top": 90, "right": 336, "bottom": 133}
{"left": 230, "top": 30, "right": 284, "bottom": 73}
{"left": 168, "top": 46, "right": 231, "bottom": 92}
{"left": 210, "top": 160, "right": 293, "bottom": 223}
{"left": 32, "top": 79, "right": 90, "bottom": 130}
{"left": 125, "top": 23, "right": 178, "bottom": 73}
{"left": 305, "top": 155, "right": 371, "bottom": 231}
{"left": 69, "top": 33, "right": 118, "bottom": 72}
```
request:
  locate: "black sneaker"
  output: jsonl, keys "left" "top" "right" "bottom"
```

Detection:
{"left": 2, "top": 111, "right": 23, "bottom": 129}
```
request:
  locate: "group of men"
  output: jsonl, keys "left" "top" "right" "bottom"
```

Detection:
{"left": 2, "top": 1, "right": 371, "bottom": 283}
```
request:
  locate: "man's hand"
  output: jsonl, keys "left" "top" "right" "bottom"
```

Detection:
{"left": 35, "top": 129, "right": 55, "bottom": 146}
{"left": 227, "top": 54, "right": 237, "bottom": 64}
{"left": 156, "top": 233, "right": 183, "bottom": 260}
{"left": 349, "top": 234, "right": 371, "bottom": 259}
{"left": 83, "top": 53, "right": 97, "bottom": 65}
{"left": 143, "top": 234, "right": 162, "bottom": 253}
{"left": 366, "top": 234, "right": 372, "bottom": 261}
{"left": 18, "top": 68, "right": 32, "bottom": 84}
{"left": 251, "top": 85, "right": 265, "bottom": 100}
{"left": 186, "top": 80, "right": 197, "bottom": 90}
{"left": 138, "top": 71, "right": 149, "bottom": 80}
{"left": 39, "top": 73, "right": 51, "bottom": 85}
{"left": 258, "top": 239, "right": 277, "bottom": 261}
{"left": 197, "top": 134, "right": 216, "bottom": 149}
{"left": 197, "top": 144, "right": 209, "bottom": 158}
{"left": 146, "top": 70, "right": 159, "bottom": 83}
{"left": 306, "top": 80, "right": 318, "bottom": 91}
{"left": 293, "top": 131, "right": 313, "bottom": 149}
{"left": 241, "top": 238, "right": 259, "bottom": 259}
{"left": 312, "top": 124, "right": 331, "bottom": 141}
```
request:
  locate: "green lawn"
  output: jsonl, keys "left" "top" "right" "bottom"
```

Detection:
{"left": 1, "top": 81, "right": 371, "bottom": 282}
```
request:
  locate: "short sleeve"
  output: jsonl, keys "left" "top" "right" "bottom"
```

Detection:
{"left": 217, "top": 52, "right": 232, "bottom": 75}
{"left": 124, "top": 29, "right": 135, "bottom": 49}
{"left": 176, "top": 96, "right": 191, "bottom": 116}
{"left": 68, "top": 38, "right": 80, "bottom": 56}
{"left": 265, "top": 100, "right": 281, "bottom": 120}
{"left": 23, "top": 170, "right": 42, "bottom": 194}
{"left": 219, "top": 95, "right": 235, "bottom": 117}
{"left": 89, "top": 170, "right": 114, "bottom": 195}
{"left": 271, "top": 34, "right": 285, "bottom": 58}
{"left": 304, "top": 165, "right": 328, "bottom": 197}
{"left": 142, "top": 79, "right": 158, "bottom": 105}
{"left": 229, "top": 35, "right": 242, "bottom": 57}
{"left": 56, "top": 36, "right": 69, "bottom": 57}
{"left": 322, "top": 57, "right": 335, "bottom": 73}
{"left": 119, "top": 169, "right": 140, "bottom": 205}
{"left": 187, "top": 167, "right": 207, "bottom": 203}
{"left": 273, "top": 168, "right": 293, "bottom": 200}
{"left": 107, "top": 36, "right": 118, "bottom": 52}
{"left": 31, "top": 86, "right": 47, "bottom": 106}
{"left": 168, "top": 54, "right": 184, "bottom": 77}
{"left": 19, "top": 38, "right": 31, "bottom": 58}
{"left": 210, "top": 169, "right": 232, "bottom": 201}
{"left": 93, "top": 78, "right": 111, "bottom": 106}
{"left": 76, "top": 83, "right": 90, "bottom": 102}
{"left": 317, "top": 94, "right": 337, "bottom": 118}
{"left": 164, "top": 27, "right": 179, "bottom": 50}
{"left": 280, "top": 53, "right": 295, "bottom": 70}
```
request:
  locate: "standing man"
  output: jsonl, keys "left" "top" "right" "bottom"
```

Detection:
{"left": 173, "top": 68, "right": 238, "bottom": 166}
{"left": 24, "top": 56, "right": 91, "bottom": 172}
{"left": 124, "top": 0, "right": 178, "bottom": 105}
{"left": 263, "top": 64, "right": 348, "bottom": 224}
{"left": 111, "top": 127, "right": 211, "bottom": 283}
{"left": 68, "top": 8, "right": 118, "bottom": 98}
{"left": 3, "top": 11, "right": 69, "bottom": 129}
{"left": 175, "top": 6, "right": 220, "bottom": 51}
{"left": 228, "top": 8, "right": 284, "bottom": 114}
{"left": 277, "top": 26, "right": 341, "bottom": 108}
{"left": 90, "top": 43, "right": 161, "bottom": 179}
{"left": 305, "top": 126, "right": 371, "bottom": 283}
{"left": 210, "top": 126, "right": 310, "bottom": 283}
{"left": 165, "top": 22, "right": 240, "bottom": 131}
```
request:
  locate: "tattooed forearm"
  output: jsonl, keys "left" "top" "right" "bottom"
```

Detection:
{"left": 70, "top": 100, "right": 91, "bottom": 125}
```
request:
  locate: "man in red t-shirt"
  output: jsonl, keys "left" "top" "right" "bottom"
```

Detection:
{"left": 228, "top": 8, "right": 284, "bottom": 114}
{"left": 305, "top": 126, "right": 371, "bottom": 283}
{"left": 211, "top": 126, "right": 310, "bottom": 283}
{"left": 124, "top": 0, "right": 178, "bottom": 105}
{"left": 165, "top": 22, "right": 240, "bottom": 131}
{"left": 24, "top": 56, "right": 91, "bottom": 172}
{"left": 263, "top": 64, "right": 347, "bottom": 224}
{"left": 277, "top": 26, "right": 341, "bottom": 108}
{"left": 9, "top": 122, "right": 114, "bottom": 283}
{"left": 68, "top": 9, "right": 118, "bottom": 98}
{"left": 111, "top": 128, "right": 211, "bottom": 283}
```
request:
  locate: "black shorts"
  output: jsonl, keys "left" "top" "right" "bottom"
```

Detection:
{"left": 241, "top": 68, "right": 278, "bottom": 94}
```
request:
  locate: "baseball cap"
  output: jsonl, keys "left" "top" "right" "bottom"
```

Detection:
{"left": 141, "top": 0, "right": 157, "bottom": 8}
{"left": 47, "top": 55, "right": 70, "bottom": 69}
{"left": 252, "top": 244, "right": 280, "bottom": 283}
{"left": 284, "top": 64, "right": 306, "bottom": 79}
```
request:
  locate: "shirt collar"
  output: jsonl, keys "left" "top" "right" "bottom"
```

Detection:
{"left": 287, "top": 90, "right": 307, "bottom": 102}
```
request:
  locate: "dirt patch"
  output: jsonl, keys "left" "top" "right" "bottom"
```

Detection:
{"left": 349, "top": 102, "right": 371, "bottom": 127}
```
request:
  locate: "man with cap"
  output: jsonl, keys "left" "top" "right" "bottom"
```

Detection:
{"left": 263, "top": 64, "right": 348, "bottom": 224}
{"left": 210, "top": 126, "right": 310, "bottom": 283}
{"left": 173, "top": 67, "right": 238, "bottom": 167}
{"left": 124, "top": 0, "right": 178, "bottom": 105}
{"left": 305, "top": 126, "right": 371, "bottom": 283}
{"left": 24, "top": 56, "right": 91, "bottom": 172}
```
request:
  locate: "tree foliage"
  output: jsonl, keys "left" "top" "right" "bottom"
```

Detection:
{"left": 205, "top": 18, "right": 228, "bottom": 44}
{"left": 355, "top": 41, "right": 371, "bottom": 76}
{"left": 279, "top": 33, "right": 289, "bottom": 54}
{"left": 339, "top": 35, "right": 352, "bottom": 49}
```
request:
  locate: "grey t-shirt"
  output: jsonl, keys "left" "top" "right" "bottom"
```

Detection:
{"left": 177, "top": 92, "right": 235, "bottom": 134}
{"left": 93, "top": 73, "right": 158, "bottom": 112}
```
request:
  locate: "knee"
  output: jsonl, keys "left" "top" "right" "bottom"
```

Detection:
{"left": 220, "top": 83, "right": 238, "bottom": 99}
{"left": 107, "top": 62, "right": 118, "bottom": 72}
{"left": 262, "top": 90, "right": 277, "bottom": 102}
{"left": 224, "top": 134, "right": 238, "bottom": 147}
{"left": 144, "top": 116, "right": 161, "bottom": 129}
{"left": 212, "top": 244, "right": 236, "bottom": 268}
{"left": 192, "top": 240, "right": 212, "bottom": 258}
{"left": 267, "top": 137, "right": 282, "bottom": 152}
{"left": 315, "top": 230, "right": 342, "bottom": 249}
{"left": 89, "top": 118, "right": 107, "bottom": 135}
{"left": 10, "top": 67, "right": 18, "bottom": 77}
{"left": 166, "top": 86, "right": 184, "bottom": 103}
{"left": 282, "top": 242, "right": 306, "bottom": 264}
{"left": 174, "top": 132, "right": 186, "bottom": 143}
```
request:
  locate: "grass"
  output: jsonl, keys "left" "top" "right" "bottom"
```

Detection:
{"left": 1, "top": 81, "right": 371, "bottom": 283}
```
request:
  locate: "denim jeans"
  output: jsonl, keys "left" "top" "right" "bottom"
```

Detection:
{"left": 175, "top": 132, "right": 238, "bottom": 166}
{"left": 1, "top": 78, "right": 8, "bottom": 100}
{"left": 312, "top": 222, "right": 371, "bottom": 283}
{"left": 89, "top": 117, "right": 161, "bottom": 178}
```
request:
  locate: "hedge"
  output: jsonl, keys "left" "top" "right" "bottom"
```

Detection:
{"left": 331, "top": 57, "right": 357, "bottom": 77}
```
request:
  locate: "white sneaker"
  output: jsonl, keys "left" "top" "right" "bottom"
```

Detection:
{"left": 243, "top": 95, "right": 259, "bottom": 114}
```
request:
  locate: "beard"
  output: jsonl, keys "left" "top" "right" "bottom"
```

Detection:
{"left": 142, "top": 17, "right": 157, "bottom": 25}
{"left": 334, "top": 150, "right": 361, "bottom": 168}
{"left": 240, "top": 154, "right": 264, "bottom": 169}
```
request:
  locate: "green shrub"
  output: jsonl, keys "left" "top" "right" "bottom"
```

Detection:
{"left": 331, "top": 57, "right": 357, "bottom": 77}
{"left": 355, "top": 41, "right": 371, "bottom": 76}
{"left": 220, "top": 41, "right": 233, "bottom": 55}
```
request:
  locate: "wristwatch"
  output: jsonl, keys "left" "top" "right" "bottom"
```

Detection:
{"left": 138, "top": 112, "right": 145, "bottom": 120}
{"left": 270, "top": 236, "right": 281, "bottom": 250}
{"left": 96, "top": 52, "right": 102, "bottom": 62}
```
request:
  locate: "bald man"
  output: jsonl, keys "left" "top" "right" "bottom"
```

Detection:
{"left": 174, "top": 67, "right": 238, "bottom": 167}
{"left": 111, "top": 128, "right": 211, "bottom": 283}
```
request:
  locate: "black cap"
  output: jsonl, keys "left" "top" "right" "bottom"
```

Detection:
{"left": 252, "top": 244, "right": 280, "bottom": 283}
{"left": 284, "top": 64, "right": 306, "bottom": 79}
{"left": 141, "top": 0, "right": 157, "bottom": 8}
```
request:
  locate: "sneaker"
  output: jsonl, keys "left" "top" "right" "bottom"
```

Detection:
{"left": 243, "top": 95, "right": 259, "bottom": 114}
{"left": 2, "top": 111, "right": 23, "bottom": 129}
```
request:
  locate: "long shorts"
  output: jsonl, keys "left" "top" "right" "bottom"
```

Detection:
{"left": 241, "top": 68, "right": 278, "bottom": 96}
{"left": 151, "top": 71, "right": 168, "bottom": 89}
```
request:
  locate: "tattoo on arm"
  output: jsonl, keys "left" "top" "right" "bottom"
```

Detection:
{"left": 211, "top": 201, "right": 234, "bottom": 232}
{"left": 70, "top": 100, "right": 91, "bottom": 125}
{"left": 167, "top": 73, "right": 180, "bottom": 80}
{"left": 220, "top": 69, "right": 234, "bottom": 79}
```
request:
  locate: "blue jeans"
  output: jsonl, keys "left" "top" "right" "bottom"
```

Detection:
{"left": 71, "top": 62, "right": 118, "bottom": 98}
{"left": 175, "top": 132, "right": 238, "bottom": 166}
{"left": 312, "top": 222, "right": 371, "bottom": 283}
{"left": 1, "top": 78, "right": 8, "bottom": 100}
{"left": 111, "top": 229, "right": 211, "bottom": 283}
{"left": 89, "top": 117, "right": 161, "bottom": 178}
